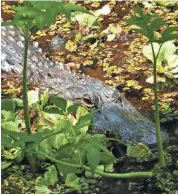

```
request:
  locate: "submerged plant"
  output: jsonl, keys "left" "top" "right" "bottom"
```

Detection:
{"left": 127, "top": 8, "right": 178, "bottom": 167}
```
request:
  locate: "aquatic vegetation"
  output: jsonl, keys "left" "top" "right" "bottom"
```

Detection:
{"left": 1, "top": 1, "right": 178, "bottom": 193}
{"left": 143, "top": 41, "right": 178, "bottom": 85}
{"left": 154, "top": 0, "right": 177, "bottom": 7}
{"left": 127, "top": 7, "right": 178, "bottom": 167}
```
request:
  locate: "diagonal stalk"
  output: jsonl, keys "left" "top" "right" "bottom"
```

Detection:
{"left": 23, "top": 32, "right": 31, "bottom": 135}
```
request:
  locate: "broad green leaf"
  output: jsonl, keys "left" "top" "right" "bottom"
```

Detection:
{"left": 65, "top": 173, "right": 81, "bottom": 191}
{"left": 1, "top": 161, "right": 12, "bottom": 170}
{"left": 35, "top": 13, "right": 46, "bottom": 30}
{"left": 159, "top": 41, "right": 176, "bottom": 61}
{"left": 100, "top": 152, "right": 116, "bottom": 164}
{"left": 41, "top": 90, "right": 49, "bottom": 107}
{"left": 30, "top": 1, "right": 52, "bottom": 10}
{"left": 1, "top": 99, "right": 15, "bottom": 112}
{"left": 35, "top": 177, "right": 51, "bottom": 194}
{"left": 85, "top": 165, "right": 104, "bottom": 178}
{"left": 1, "top": 135, "right": 14, "bottom": 148}
{"left": 45, "top": 6, "right": 58, "bottom": 27}
{"left": 63, "top": 3, "right": 91, "bottom": 15}
{"left": 75, "top": 114, "right": 92, "bottom": 129}
{"left": 143, "top": 42, "right": 161, "bottom": 62}
{"left": 44, "top": 165, "right": 58, "bottom": 186}
{"left": 28, "top": 90, "right": 39, "bottom": 105}
{"left": 2, "top": 122, "right": 19, "bottom": 131}
{"left": 56, "top": 158, "right": 80, "bottom": 175}
{"left": 55, "top": 4, "right": 71, "bottom": 20}
{"left": 67, "top": 104, "right": 80, "bottom": 114}
{"left": 76, "top": 106, "right": 88, "bottom": 120}
{"left": 1, "top": 110, "right": 15, "bottom": 122}
{"left": 13, "top": 7, "right": 41, "bottom": 17}
{"left": 55, "top": 119, "right": 71, "bottom": 131}
{"left": 149, "top": 17, "right": 165, "bottom": 32}
{"left": 13, "top": 98, "right": 23, "bottom": 107}
{"left": 127, "top": 142, "right": 152, "bottom": 162}
{"left": 1, "top": 21, "right": 15, "bottom": 26}
{"left": 133, "top": 8, "right": 144, "bottom": 16}
{"left": 162, "top": 27, "right": 178, "bottom": 42}
{"left": 44, "top": 107, "right": 64, "bottom": 115}
{"left": 50, "top": 96, "right": 67, "bottom": 113}
{"left": 49, "top": 133, "right": 68, "bottom": 149}
{"left": 86, "top": 146, "right": 101, "bottom": 174}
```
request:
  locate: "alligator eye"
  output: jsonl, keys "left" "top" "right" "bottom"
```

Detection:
{"left": 82, "top": 98, "right": 94, "bottom": 108}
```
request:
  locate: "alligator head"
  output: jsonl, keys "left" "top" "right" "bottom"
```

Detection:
{"left": 1, "top": 26, "right": 168, "bottom": 146}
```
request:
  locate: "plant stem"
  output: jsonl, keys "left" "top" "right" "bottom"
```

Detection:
{"left": 23, "top": 32, "right": 31, "bottom": 135}
{"left": 150, "top": 42, "right": 166, "bottom": 167}
{"left": 39, "top": 151, "right": 153, "bottom": 178}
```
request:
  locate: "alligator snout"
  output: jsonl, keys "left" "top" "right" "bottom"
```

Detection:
{"left": 93, "top": 102, "right": 168, "bottom": 146}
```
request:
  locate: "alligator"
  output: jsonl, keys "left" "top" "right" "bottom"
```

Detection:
{"left": 1, "top": 26, "right": 168, "bottom": 145}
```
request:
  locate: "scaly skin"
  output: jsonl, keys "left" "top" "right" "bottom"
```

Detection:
{"left": 1, "top": 26, "right": 168, "bottom": 145}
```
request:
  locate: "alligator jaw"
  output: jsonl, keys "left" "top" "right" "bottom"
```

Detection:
{"left": 93, "top": 102, "right": 168, "bottom": 145}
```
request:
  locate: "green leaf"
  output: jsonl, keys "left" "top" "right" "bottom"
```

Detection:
{"left": 56, "top": 158, "right": 80, "bottom": 175}
{"left": 55, "top": 119, "right": 71, "bottom": 131}
{"left": 34, "top": 13, "right": 46, "bottom": 30}
{"left": 50, "top": 96, "right": 67, "bottom": 113}
{"left": 63, "top": 3, "right": 91, "bottom": 15}
{"left": 49, "top": 133, "right": 68, "bottom": 149}
{"left": 13, "top": 6, "right": 41, "bottom": 17}
{"left": 41, "top": 90, "right": 49, "bottom": 108}
{"left": 45, "top": 6, "right": 58, "bottom": 27}
{"left": 1, "top": 110, "right": 15, "bottom": 122}
{"left": 1, "top": 21, "right": 15, "bottom": 26}
{"left": 1, "top": 99, "right": 15, "bottom": 112}
{"left": 44, "top": 107, "right": 64, "bottom": 115}
{"left": 35, "top": 177, "right": 51, "bottom": 194}
{"left": 65, "top": 173, "right": 81, "bottom": 191}
{"left": 1, "top": 135, "right": 14, "bottom": 148}
{"left": 13, "top": 98, "right": 23, "bottom": 107}
{"left": 85, "top": 165, "right": 104, "bottom": 178}
{"left": 44, "top": 165, "right": 58, "bottom": 186}
{"left": 149, "top": 17, "right": 165, "bottom": 32}
{"left": 67, "top": 104, "right": 80, "bottom": 114}
{"left": 28, "top": 90, "right": 39, "bottom": 105}
{"left": 86, "top": 146, "right": 101, "bottom": 174}
{"left": 31, "top": 1, "right": 52, "bottom": 10}
{"left": 76, "top": 107, "right": 88, "bottom": 120}
{"left": 2, "top": 122, "right": 19, "bottom": 131}
{"left": 1, "top": 161, "right": 12, "bottom": 170}
{"left": 162, "top": 26, "right": 178, "bottom": 42}
{"left": 127, "top": 142, "right": 151, "bottom": 162}
{"left": 133, "top": 8, "right": 144, "bottom": 16}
